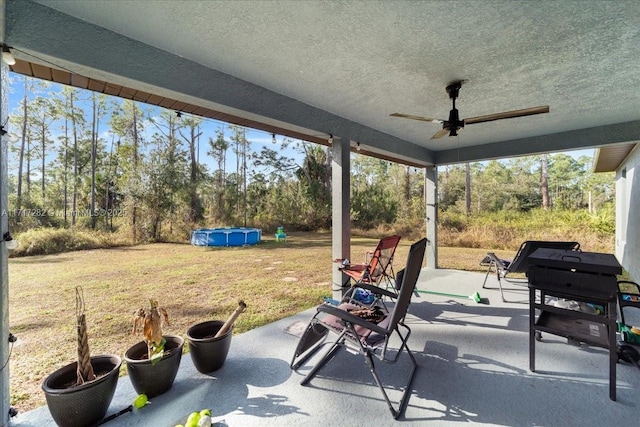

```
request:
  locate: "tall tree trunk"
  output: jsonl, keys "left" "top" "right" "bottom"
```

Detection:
{"left": 465, "top": 162, "right": 471, "bottom": 216}
{"left": 63, "top": 108, "right": 69, "bottom": 226}
{"left": 90, "top": 94, "right": 98, "bottom": 229}
{"left": 541, "top": 153, "right": 550, "bottom": 210}
{"left": 236, "top": 130, "right": 240, "bottom": 218}
{"left": 16, "top": 80, "right": 28, "bottom": 216}
{"left": 41, "top": 121, "right": 46, "bottom": 202}
{"left": 26, "top": 136, "right": 31, "bottom": 200}
{"left": 402, "top": 165, "right": 411, "bottom": 220}
{"left": 185, "top": 122, "right": 202, "bottom": 223}
{"left": 403, "top": 165, "right": 411, "bottom": 202}
{"left": 165, "top": 115, "right": 177, "bottom": 237}
{"left": 219, "top": 148, "right": 226, "bottom": 222}
{"left": 131, "top": 104, "right": 139, "bottom": 242}
{"left": 242, "top": 128, "right": 247, "bottom": 227}
{"left": 105, "top": 132, "right": 115, "bottom": 230}
{"left": 71, "top": 94, "right": 78, "bottom": 226}
{"left": 213, "top": 130, "right": 227, "bottom": 223}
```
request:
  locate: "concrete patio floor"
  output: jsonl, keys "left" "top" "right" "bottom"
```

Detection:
{"left": 11, "top": 268, "right": 640, "bottom": 426}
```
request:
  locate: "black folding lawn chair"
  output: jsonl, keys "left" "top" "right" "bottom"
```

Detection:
{"left": 290, "top": 238, "right": 426, "bottom": 419}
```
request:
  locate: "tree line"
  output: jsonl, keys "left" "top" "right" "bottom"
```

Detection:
{"left": 5, "top": 75, "right": 614, "bottom": 242}
{"left": 439, "top": 154, "right": 614, "bottom": 215}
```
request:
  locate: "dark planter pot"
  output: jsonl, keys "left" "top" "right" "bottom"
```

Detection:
{"left": 124, "top": 334, "right": 184, "bottom": 398}
{"left": 42, "top": 354, "right": 121, "bottom": 427}
{"left": 187, "top": 320, "right": 232, "bottom": 373}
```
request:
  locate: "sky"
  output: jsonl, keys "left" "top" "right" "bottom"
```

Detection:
{"left": 5, "top": 72, "right": 594, "bottom": 178}
{"left": 4, "top": 73, "right": 307, "bottom": 177}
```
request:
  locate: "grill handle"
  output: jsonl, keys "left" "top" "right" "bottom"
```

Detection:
{"left": 561, "top": 255, "right": 582, "bottom": 263}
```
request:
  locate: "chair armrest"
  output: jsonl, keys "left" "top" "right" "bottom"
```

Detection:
{"left": 486, "top": 252, "right": 510, "bottom": 270}
{"left": 351, "top": 282, "right": 397, "bottom": 299}
{"left": 339, "top": 264, "right": 366, "bottom": 272}
{"left": 317, "top": 304, "right": 387, "bottom": 335}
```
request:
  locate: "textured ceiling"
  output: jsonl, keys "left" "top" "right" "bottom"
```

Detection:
{"left": 4, "top": 0, "right": 640, "bottom": 166}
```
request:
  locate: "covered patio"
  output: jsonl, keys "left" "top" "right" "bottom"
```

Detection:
{"left": 2, "top": 1, "right": 640, "bottom": 425}
{"left": 11, "top": 269, "right": 640, "bottom": 426}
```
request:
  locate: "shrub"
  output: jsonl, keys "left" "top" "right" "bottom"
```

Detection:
{"left": 436, "top": 208, "right": 613, "bottom": 253}
{"left": 9, "top": 228, "right": 132, "bottom": 257}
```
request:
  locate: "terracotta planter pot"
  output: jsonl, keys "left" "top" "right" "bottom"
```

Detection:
{"left": 42, "top": 354, "right": 121, "bottom": 427}
{"left": 187, "top": 320, "right": 232, "bottom": 373}
{"left": 124, "top": 334, "right": 183, "bottom": 398}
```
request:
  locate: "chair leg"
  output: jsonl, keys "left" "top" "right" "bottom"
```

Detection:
{"left": 300, "top": 323, "right": 417, "bottom": 419}
{"left": 481, "top": 263, "right": 494, "bottom": 289}
{"left": 482, "top": 263, "right": 527, "bottom": 303}
{"left": 291, "top": 339, "right": 325, "bottom": 371}
{"left": 362, "top": 322, "right": 417, "bottom": 419}
{"left": 300, "top": 332, "right": 345, "bottom": 385}
{"left": 290, "top": 322, "right": 329, "bottom": 370}
{"left": 485, "top": 273, "right": 519, "bottom": 303}
{"left": 364, "top": 336, "right": 417, "bottom": 419}
{"left": 496, "top": 275, "right": 534, "bottom": 303}
{"left": 482, "top": 261, "right": 505, "bottom": 291}
{"left": 496, "top": 275, "right": 508, "bottom": 302}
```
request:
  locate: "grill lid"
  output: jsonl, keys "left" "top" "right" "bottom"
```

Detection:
{"left": 528, "top": 248, "right": 622, "bottom": 275}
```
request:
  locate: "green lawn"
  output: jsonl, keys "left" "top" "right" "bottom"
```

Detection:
{"left": 7, "top": 232, "right": 496, "bottom": 413}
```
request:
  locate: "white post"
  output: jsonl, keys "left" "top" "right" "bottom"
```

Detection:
{"left": 425, "top": 166, "right": 438, "bottom": 269}
{"left": 331, "top": 136, "right": 351, "bottom": 300}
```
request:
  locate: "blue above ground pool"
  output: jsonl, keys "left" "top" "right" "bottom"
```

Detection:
{"left": 190, "top": 227, "right": 262, "bottom": 247}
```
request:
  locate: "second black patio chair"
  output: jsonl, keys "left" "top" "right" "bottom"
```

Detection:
{"left": 291, "top": 238, "right": 426, "bottom": 419}
{"left": 482, "top": 240, "right": 580, "bottom": 302}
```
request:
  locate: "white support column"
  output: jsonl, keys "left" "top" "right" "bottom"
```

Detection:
{"left": 425, "top": 165, "right": 438, "bottom": 269}
{"left": 1, "top": 60, "right": 11, "bottom": 427}
{"left": 331, "top": 136, "right": 351, "bottom": 300}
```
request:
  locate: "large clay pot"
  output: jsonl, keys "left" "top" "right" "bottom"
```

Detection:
{"left": 187, "top": 320, "right": 232, "bottom": 373}
{"left": 42, "top": 354, "right": 121, "bottom": 427}
{"left": 124, "top": 334, "right": 183, "bottom": 398}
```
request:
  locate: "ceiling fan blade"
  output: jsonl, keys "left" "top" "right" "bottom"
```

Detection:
{"left": 430, "top": 128, "right": 451, "bottom": 139}
{"left": 464, "top": 105, "right": 549, "bottom": 125}
{"left": 390, "top": 112, "right": 443, "bottom": 123}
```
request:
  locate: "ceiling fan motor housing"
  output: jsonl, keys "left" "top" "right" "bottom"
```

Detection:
{"left": 444, "top": 81, "right": 465, "bottom": 136}
{"left": 445, "top": 108, "right": 464, "bottom": 136}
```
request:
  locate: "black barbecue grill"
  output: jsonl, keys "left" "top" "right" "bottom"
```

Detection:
{"left": 527, "top": 248, "right": 622, "bottom": 401}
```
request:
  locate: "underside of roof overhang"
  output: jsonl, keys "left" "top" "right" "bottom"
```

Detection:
{"left": 594, "top": 144, "right": 637, "bottom": 173}
{"left": 3, "top": 0, "right": 640, "bottom": 168}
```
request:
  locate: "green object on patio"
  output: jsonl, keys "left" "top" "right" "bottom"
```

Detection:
{"left": 186, "top": 411, "right": 200, "bottom": 427}
{"left": 618, "top": 322, "right": 640, "bottom": 345}
{"left": 275, "top": 226, "right": 287, "bottom": 242}
{"left": 133, "top": 394, "right": 148, "bottom": 409}
{"left": 414, "top": 289, "right": 489, "bottom": 304}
